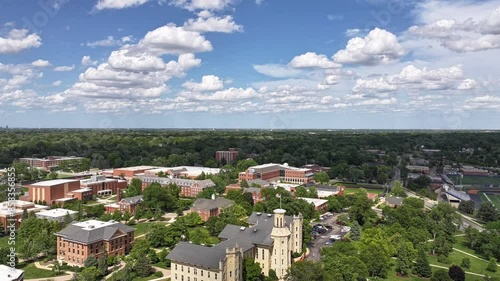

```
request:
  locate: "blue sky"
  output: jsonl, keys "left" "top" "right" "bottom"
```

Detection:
{"left": 1, "top": 0, "right": 500, "bottom": 129}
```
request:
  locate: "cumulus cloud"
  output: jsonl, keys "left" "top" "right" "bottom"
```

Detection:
{"left": 0, "top": 29, "right": 42, "bottom": 54}
{"left": 52, "top": 80, "right": 62, "bottom": 86}
{"left": 139, "top": 24, "right": 213, "bottom": 55}
{"left": 167, "top": 0, "right": 235, "bottom": 11}
{"left": 253, "top": 64, "right": 302, "bottom": 78}
{"left": 457, "top": 79, "right": 478, "bottom": 90}
{"left": 463, "top": 95, "right": 500, "bottom": 111}
{"left": 31, "top": 59, "right": 51, "bottom": 67}
{"left": 95, "top": 0, "right": 149, "bottom": 10}
{"left": 387, "top": 64, "right": 464, "bottom": 90}
{"left": 182, "top": 75, "right": 224, "bottom": 91}
{"left": 333, "top": 28, "right": 405, "bottom": 65}
{"left": 352, "top": 78, "right": 397, "bottom": 93}
{"left": 289, "top": 52, "right": 341, "bottom": 69}
{"left": 53, "top": 65, "right": 75, "bottom": 71}
{"left": 183, "top": 15, "right": 243, "bottom": 33}
{"left": 85, "top": 36, "right": 134, "bottom": 48}
{"left": 81, "top": 56, "right": 98, "bottom": 66}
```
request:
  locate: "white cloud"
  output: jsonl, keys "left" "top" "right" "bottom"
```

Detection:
{"left": 53, "top": 65, "right": 75, "bottom": 71}
{"left": 86, "top": 36, "right": 133, "bottom": 48}
{"left": 333, "top": 28, "right": 405, "bottom": 65}
{"left": 167, "top": 0, "right": 235, "bottom": 11}
{"left": 463, "top": 95, "right": 500, "bottom": 111}
{"left": 289, "top": 52, "right": 341, "bottom": 69}
{"left": 387, "top": 64, "right": 465, "bottom": 90}
{"left": 345, "top": 29, "right": 362, "bottom": 37}
{"left": 183, "top": 15, "right": 243, "bottom": 33}
{"left": 256, "top": 0, "right": 264, "bottom": 5}
{"left": 352, "top": 78, "right": 397, "bottom": 93}
{"left": 182, "top": 75, "right": 224, "bottom": 91}
{"left": 327, "top": 14, "right": 343, "bottom": 21}
{"left": 31, "top": 59, "right": 51, "bottom": 67}
{"left": 95, "top": 0, "right": 149, "bottom": 10}
{"left": 253, "top": 64, "right": 302, "bottom": 78}
{"left": 457, "top": 79, "right": 478, "bottom": 90}
{"left": 139, "top": 24, "right": 213, "bottom": 55}
{"left": 52, "top": 80, "right": 62, "bottom": 86}
{"left": 81, "top": 56, "right": 98, "bottom": 66}
{"left": 0, "top": 29, "right": 42, "bottom": 54}
{"left": 317, "top": 75, "right": 340, "bottom": 90}
{"left": 181, "top": 87, "right": 258, "bottom": 101}
{"left": 108, "top": 49, "right": 165, "bottom": 71}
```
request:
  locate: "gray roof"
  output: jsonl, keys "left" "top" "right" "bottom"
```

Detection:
{"left": 386, "top": 196, "right": 403, "bottom": 206}
{"left": 446, "top": 189, "right": 471, "bottom": 201}
{"left": 55, "top": 221, "right": 133, "bottom": 244}
{"left": 247, "top": 179, "right": 270, "bottom": 187}
{"left": 167, "top": 242, "right": 225, "bottom": 269}
{"left": 138, "top": 176, "right": 215, "bottom": 189}
{"left": 192, "top": 197, "right": 234, "bottom": 211}
{"left": 120, "top": 195, "right": 143, "bottom": 205}
{"left": 243, "top": 187, "right": 264, "bottom": 194}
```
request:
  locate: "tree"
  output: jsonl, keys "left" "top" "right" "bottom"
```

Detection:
{"left": 133, "top": 256, "right": 153, "bottom": 277}
{"left": 241, "top": 179, "right": 249, "bottom": 188}
{"left": 124, "top": 178, "right": 142, "bottom": 198}
{"left": 348, "top": 190, "right": 376, "bottom": 226}
{"left": 431, "top": 269, "right": 452, "bottom": 281}
{"left": 22, "top": 208, "right": 28, "bottom": 219}
{"left": 285, "top": 261, "right": 323, "bottom": 281}
{"left": 84, "top": 255, "right": 99, "bottom": 268}
{"left": 487, "top": 258, "right": 497, "bottom": 272}
{"left": 313, "top": 172, "right": 330, "bottom": 184}
{"left": 350, "top": 221, "right": 361, "bottom": 241}
{"left": 478, "top": 202, "right": 499, "bottom": 223}
{"left": 98, "top": 248, "right": 108, "bottom": 276}
{"left": 395, "top": 243, "right": 413, "bottom": 277}
{"left": 48, "top": 172, "right": 59, "bottom": 180}
{"left": 143, "top": 182, "right": 178, "bottom": 212}
{"left": 413, "top": 248, "right": 432, "bottom": 278}
{"left": 458, "top": 200, "right": 475, "bottom": 215}
{"left": 243, "top": 259, "right": 264, "bottom": 281}
{"left": 448, "top": 265, "right": 465, "bottom": 281}
{"left": 391, "top": 181, "right": 406, "bottom": 197}
{"left": 295, "top": 186, "right": 309, "bottom": 198}
{"left": 461, "top": 258, "right": 471, "bottom": 269}
{"left": 79, "top": 266, "right": 100, "bottom": 281}
{"left": 63, "top": 212, "right": 73, "bottom": 226}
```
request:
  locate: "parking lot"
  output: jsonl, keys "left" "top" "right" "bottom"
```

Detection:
{"left": 306, "top": 212, "right": 349, "bottom": 262}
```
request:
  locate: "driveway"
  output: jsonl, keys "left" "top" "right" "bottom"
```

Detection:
{"left": 306, "top": 213, "right": 346, "bottom": 262}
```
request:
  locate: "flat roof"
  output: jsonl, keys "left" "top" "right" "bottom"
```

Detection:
{"left": 114, "top": 166, "right": 157, "bottom": 171}
{"left": 70, "top": 188, "right": 92, "bottom": 193}
{"left": 297, "top": 197, "right": 328, "bottom": 207}
{"left": 30, "top": 179, "right": 79, "bottom": 186}
{"left": 55, "top": 198, "right": 76, "bottom": 202}
{"left": 0, "top": 265, "right": 24, "bottom": 280}
{"left": 36, "top": 208, "right": 77, "bottom": 218}
{"left": 73, "top": 219, "right": 117, "bottom": 230}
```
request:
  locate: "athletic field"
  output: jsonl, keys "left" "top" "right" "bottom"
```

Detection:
{"left": 479, "top": 192, "right": 500, "bottom": 209}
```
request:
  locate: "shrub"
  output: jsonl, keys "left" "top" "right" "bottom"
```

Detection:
{"left": 437, "top": 254, "right": 450, "bottom": 264}
{"left": 154, "top": 271, "right": 164, "bottom": 277}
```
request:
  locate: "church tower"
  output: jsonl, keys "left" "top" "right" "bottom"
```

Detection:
{"left": 270, "top": 209, "right": 291, "bottom": 281}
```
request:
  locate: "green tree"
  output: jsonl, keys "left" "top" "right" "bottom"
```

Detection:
{"left": 295, "top": 186, "right": 309, "bottom": 198}
{"left": 285, "top": 260, "right": 323, "bottom": 281}
{"left": 431, "top": 269, "right": 452, "bottom": 281}
{"left": 391, "top": 181, "right": 407, "bottom": 197}
{"left": 241, "top": 179, "right": 249, "bottom": 188}
{"left": 84, "top": 255, "right": 99, "bottom": 268}
{"left": 190, "top": 227, "right": 211, "bottom": 245}
{"left": 63, "top": 212, "right": 73, "bottom": 225}
{"left": 350, "top": 221, "right": 361, "bottom": 241}
{"left": 458, "top": 200, "right": 475, "bottom": 215}
{"left": 478, "top": 202, "right": 499, "bottom": 223}
{"left": 313, "top": 172, "right": 330, "bottom": 184}
{"left": 448, "top": 265, "right": 465, "bottom": 281}
{"left": 98, "top": 248, "right": 108, "bottom": 276}
{"left": 79, "top": 266, "right": 100, "bottom": 281}
{"left": 48, "top": 172, "right": 59, "bottom": 180}
{"left": 413, "top": 248, "right": 432, "bottom": 278}
{"left": 461, "top": 258, "right": 471, "bottom": 269}
{"left": 124, "top": 178, "right": 143, "bottom": 198}
{"left": 348, "top": 190, "right": 376, "bottom": 226}
{"left": 243, "top": 259, "right": 264, "bottom": 281}
{"left": 143, "top": 182, "right": 179, "bottom": 212}
{"left": 22, "top": 208, "right": 28, "bottom": 219}
{"left": 395, "top": 243, "right": 413, "bottom": 277}
{"left": 133, "top": 256, "right": 153, "bottom": 277}
{"left": 487, "top": 258, "right": 497, "bottom": 272}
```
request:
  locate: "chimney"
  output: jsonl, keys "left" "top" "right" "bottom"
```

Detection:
{"left": 116, "top": 188, "right": 122, "bottom": 203}
{"left": 211, "top": 193, "right": 216, "bottom": 200}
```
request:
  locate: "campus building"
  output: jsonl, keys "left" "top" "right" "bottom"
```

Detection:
{"left": 112, "top": 166, "right": 158, "bottom": 180}
{"left": 144, "top": 166, "right": 221, "bottom": 180}
{"left": 138, "top": 176, "right": 216, "bottom": 198}
{"left": 215, "top": 148, "right": 239, "bottom": 163}
{"left": 0, "top": 200, "right": 49, "bottom": 231}
{"left": 26, "top": 179, "right": 93, "bottom": 205}
{"left": 105, "top": 193, "right": 144, "bottom": 215}
{"left": 18, "top": 156, "right": 83, "bottom": 170}
{"left": 55, "top": 220, "right": 134, "bottom": 266}
{"left": 35, "top": 208, "right": 77, "bottom": 222}
{"left": 0, "top": 265, "right": 24, "bottom": 281}
{"left": 191, "top": 195, "right": 234, "bottom": 221}
{"left": 297, "top": 197, "right": 328, "bottom": 212}
{"left": 239, "top": 163, "right": 314, "bottom": 185}
{"left": 168, "top": 209, "right": 303, "bottom": 281}
{"left": 80, "top": 175, "right": 127, "bottom": 196}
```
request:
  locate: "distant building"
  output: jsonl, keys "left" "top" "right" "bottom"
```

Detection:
{"left": 406, "top": 165, "right": 430, "bottom": 174}
{"left": 138, "top": 176, "right": 216, "bottom": 198}
{"left": 191, "top": 195, "right": 234, "bottom": 221}
{"left": 300, "top": 164, "right": 330, "bottom": 173}
{"left": 145, "top": 166, "right": 220, "bottom": 179}
{"left": 367, "top": 193, "right": 379, "bottom": 201}
{"left": 105, "top": 193, "right": 143, "bottom": 215}
{"left": 36, "top": 208, "right": 77, "bottom": 222}
{"left": 112, "top": 166, "right": 158, "bottom": 180}
{"left": 0, "top": 265, "right": 24, "bottom": 281}
{"left": 80, "top": 175, "right": 127, "bottom": 196}
{"left": 168, "top": 210, "right": 303, "bottom": 281}
{"left": 297, "top": 197, "right": 328, "bottom": 212}
{"left": 444, "top": 186, "right": 471, "bottom": 208}
{"left": 27, "top": 179, "right": 85, "bottom": 205}
{"left": 305, "top": 184, "right": 344, "bottom": 198}
{"left": 0, "top": 200, "right": 49, "bottom": 231}
{"left": 239, "top": 163, "right": 314, "bottom": 185}
{"left": 55, "top": 220, "right": 134, "bottom": 266}
{"left": 216, "top": 148, "right": 239, "bottom": 163}
{"left": 461, "top": 166, "right": 489, "bottom": 176}
{"left": 18, "top": 156, "right": 84, "bottom": 171}
{"left": 385, "top": 196, "right": 403, "bottom": 208}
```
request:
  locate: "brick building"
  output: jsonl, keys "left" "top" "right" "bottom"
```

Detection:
{"left": 144, "top": 166, "right": 220, "bottom": 180}
{"left": 138, "top": 176, "right": 216, "bottom": 198}
{"left": 0, "top": 200, "right": 49, "bottom": 231}
{"left": 112, "top": 166, "right": 158, "bottom": 180}
{"left": 80, "top": 175, "right": 127, "bottom": 196}
{"left": 215, "top": 148, "right": 239, "bottom": 163}
{"left": 297, "top": 197, "right": 328, "bottom": 212}
{"left": 105, "top": 193, "right": 143, "bottom": 215}
{"left": 35, "top": 208, "right": 77, "bottom": 222}
{"left": 55, "top": 220, "right": 134, "bottom": 266}
{"left": 239, "top": 163, "right": 314, "bottom": 185}
{"left": 190, "top": 195, "right": 234, "bottom": 221}
{"left": 19, "top": 156, "right": 84, "bottom": 170}
{"left": 27, "top": 179, "right": 82, "bottom": 205}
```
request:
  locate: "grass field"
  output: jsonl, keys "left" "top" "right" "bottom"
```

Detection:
{"left": 343, "top": 187, "right": 385, "bottom": 195}
{"left": 449, "top": 175, "right": 500, "bottom": 185}
{"left": 18, "top": 262, "right": 67, "bottom": 279}
{"left": 479, "top": 192, "right": 500, "bottom": 209}
{"left": 133, "top": 222, "right": 158, "bottom": 236}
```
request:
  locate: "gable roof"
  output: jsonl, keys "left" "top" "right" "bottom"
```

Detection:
{"left": 192, "top": 197, "right": 234, "bottom": 211}
{"left": 120, "top": 195, "right": 143, "bottom": 205}
{"left": 55, "top": 220, "right": 133, "bottom": 244}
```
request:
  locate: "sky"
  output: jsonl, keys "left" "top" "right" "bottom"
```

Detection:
{"left": 1, "top": 0, "right": 500, "bottom": 129}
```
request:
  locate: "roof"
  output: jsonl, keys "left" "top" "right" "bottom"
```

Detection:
{"left": 55, "top": 220, "right": 134, "bottom": 244}
{"left": 445, "top": 188, "right": 471, "bottom": 201}
{"left": 114, "top": 166, "right": 157, "bottom": 171}
{"left": 247, "top": 179, "right": 270, "bottom": 187}
{"left": 70, "top": 188, "right": 92, "bottom": 193}
{"left": 120, "top": 195, "right": 143, "bottom": 205}
{"left": 385, "top": 196, "right": 403, "bottom": 206}
{"left": 138, "top": 176, "right": 215, "bottom": 188}
{"left": 192, "top": 197, "right": 234, "bottom": 211}
{"left": 297, "top": 197, "right": 328, "bottom": 207}
{"left": 0, "top": 265, "right": 24, "bottom": 280}
{"left": 30, "top": 179, "right": 79, "bottom": 186}
{"left": 0, "top": 200, "right": 49, "bottom": 216}
{"left": 36, "top": 208, "right": 77, "bottom": 218}
{"left": 81, "top": 175, "right": 117, "bottom": 184}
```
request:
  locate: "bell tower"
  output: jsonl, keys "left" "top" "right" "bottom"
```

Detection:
{"left": 270, "top": 209, "right": 291, "bottom": 281}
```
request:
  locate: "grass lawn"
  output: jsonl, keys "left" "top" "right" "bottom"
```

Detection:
{"left": 133, "top": 222, "right": 158, "bottom": 237}
{"left": 426, "top": 249, "right": 499, "bottom": 279}
{"left": 153, "top": 262, "right": 171, "bottom": 270}
{"left": 449, "top": 175, "right": 500, "bottom": 185}
{"left": 479, "top": 192, "right": 500, "bottom": 209}
{"left": 343, "top": 187, "right": 385, "bottom": 195}
{"left": 18, "top": 262, "right": 67, "bottom": 279}
{"left": 0, "top": 235, "right": 10, "bottom": 248}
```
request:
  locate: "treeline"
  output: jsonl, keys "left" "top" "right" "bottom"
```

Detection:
{"left": 1, "top": 130, "right": 499, "bottom": 169}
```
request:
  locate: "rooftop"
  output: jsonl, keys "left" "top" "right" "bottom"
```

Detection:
{"left": 0, "top": 265, "right": 24, "bottom": 280}
{"left": 69, "top": 188, "right": 92, "bottom": 193}
{"left": 30, "top": 179, "right": 79, "bottom": 186}
{"left": 192, "top": 197, "right": 234, "bottom": 211}
{"left": 385, "top": 196, "right": 403, "bottom": 206}
{"left": 114, "top": 166, "right": 158, "bottom": 171}
{"left": 81, "top": 175, "right": 117, "bottom": 184}
{"left": 36, "top": 208, "right": 77, "bottom": 218}
{"left": 297, "top": 197, "right": 328, "bottom": 207}
{"left": 56, "top": 219, "right": 134, "bottom": 244}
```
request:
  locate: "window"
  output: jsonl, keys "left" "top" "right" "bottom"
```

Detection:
{"left": 201, "top": 270, "right": 203, "bottom": 276}
{"left": 274, "top": 259, "right": 276, "bottom": 265}
{"left": 282, "top": 259, "right": 283, "bottom": 265}
{"left": 230, "top": 271, "right": 232, "bottom": 278}
{"left": 215, "top": 274, "right": 218, "bottom": 280}
{"left": 194, "top": 269, "right": 197, "bottom": 275}
{"left": 188, "top": 277, "right": 190, "bottom": 281}
{"left": 182, "top": 276, "right": 184, "bottom": 281}
{"left": 188, "top": 268, "right": 190, "bottom": 273}
{"left": 182, "top": 266, "right": 184, "bottom": 272}
{"left": 176, "top": 264, "right": 178, "bottom": 270}
{"left": 262, "top": 249, "right": 264, "bottom": 257}
{"left": 175, "top": 274, "right": 178, "bottom": 280}
{"left": 208, "top": 272, "right": 210, "bottom": 278}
